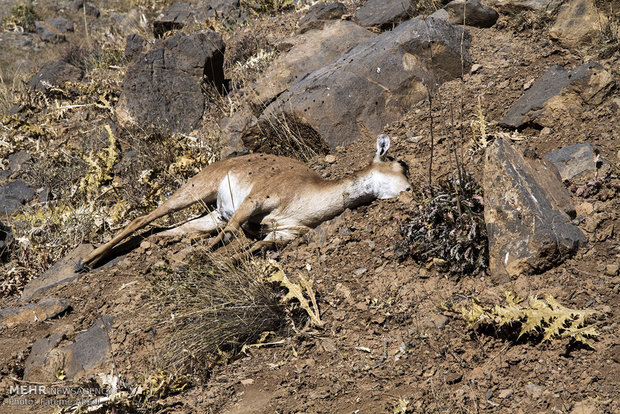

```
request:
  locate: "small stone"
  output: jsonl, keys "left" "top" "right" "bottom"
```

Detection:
{"left": 321, "top": 338, "right": 337, "bottom": 353}
{"left": 498, "top": 388, "right": 514, "bottom": 399}
{"left": 324, "top": 154, "right": 336, "bottom": 163}
{"left": 470, "top": 63, "right": 483, "bottom": 73}
{"left": 140, "top": 241, "right": 153, "bottom": 250}
{"left": 606, "top": 264, "right": 619, "bottom": 276}
{"left": 445, "top": 372, "right": 463, "bottom": 384}
{"left": 540, "top": 127, "right": 552, "bottom": 135}
{"left": 525, "top": 383, "right": 543, "bottom": 398}
{"left": 422, "top": 313, "right": 449, "bottom": 329}
{"left": 577, "top": 202, "right": 594, "bottom": 216}
{"left": 353, "top": 267, "right": 367, "bottom": 276}
{"left": 570, "top": 400, "right": 597, "bottom": 414}
{"left": 240, "top": 378, "right": 254, "bottom": 385}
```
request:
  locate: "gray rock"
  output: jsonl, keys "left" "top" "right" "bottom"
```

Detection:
{"left": 0, "top": 298, "right": 70, "bottom": 328}
{"left": 486, "top": 0, "right": 561, "bottom": 11}
{"left": 125, "top": 33, "right": 148, "bottom": 61}
{"left": 356, "top": 0, "right": 416, "bottom": 29}
{"left": 258, "top": 18, "right": 471, "bottom": 149}
{"left": 8, "top": 151, "right": 32, "bottom": 172}
{"left": 153, "top": 0, "right": 241, "bottom": 37}
{"left": 61, "top": 316, "right": 114, "bottom": 379}
{"left": 500, "top": 62, "right": 613, "bottom": 129}
{"left": 115, "top": 30, "right": 225, "bottom": 133}
{"left": 0, "top": 170, "right": 10, "bottom": 183}
{"left": 27, "top": 60, "right": 83, "bottom": 94}
{"left": 422, "top": 313, "right": 449, "bottom": 329}
{"left": 440, "top": 0, "right": 499, "bottom": 27}
{"left": 20, "top": 244, "right": 93, "bottom": 303}
{"left": 483, "top": 139, "right": 586, "bottom": 280}
{"left": 219, "top": 109, "right": 255, "bottom": 158}
{"left": 544, "top": 143, "right": 609, "bottom": 181}
{"left": 69, "top": 0, "right": 101, "bottom": 17}
{"left": 24, "top": 333, "right": 65, "bottom": 380}
{"left": 0, "top": 180, "right": 35, "bottom": 215}
{"left": 525, "top": 382, "right": 544, "bottom": 398}
{"left": 549, "top": 0, "right": 607, "bottom": 47}
{"left": 24, "top": 317, "right": 113, "bottom": 381}
{"left": 35, "top": 17, "right": 74, "bottom": 43}
{"left": 251, "top": 20, "right": 375, "bottom": 108}
{"left": 298, "top": 2, "right": 346, "bottom": 33}
{"left": 0, "top": 220, "right": 13, "bottom": 262}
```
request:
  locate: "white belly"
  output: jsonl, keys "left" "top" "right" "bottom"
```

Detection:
{"left": 216, "top": 173, "right": 252, "bottom": 221}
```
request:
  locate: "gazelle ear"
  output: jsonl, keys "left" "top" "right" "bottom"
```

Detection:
{"left": 375, "top": 134, "right": 390, "bottom": 162}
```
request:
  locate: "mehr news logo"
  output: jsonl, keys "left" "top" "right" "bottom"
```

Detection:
{"left": 6, "top": 384, "right": 110, "bottom": 406}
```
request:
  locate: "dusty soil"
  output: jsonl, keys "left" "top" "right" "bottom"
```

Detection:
{"left": 0, "top": 2, "right": 619, "bottom": 414}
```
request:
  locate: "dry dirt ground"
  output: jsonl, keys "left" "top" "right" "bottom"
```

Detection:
{"left": 0, "top": 4, "right": 619, "bottom": 414}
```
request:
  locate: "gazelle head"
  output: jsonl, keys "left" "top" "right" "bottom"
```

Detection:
{"left": 369, "top": 134, "right": 411, "bottom": 199}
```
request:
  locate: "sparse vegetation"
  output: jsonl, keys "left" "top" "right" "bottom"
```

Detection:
{"left": 395, "top": 175, "right": 488, "bottom": 276}
{"left": 243, "top": 0, "right": 295, "bottom": 15}
{"left": 6, "top": 3, "right": 40, "bottom": 32}
{"left": 147, "top": 253, "right": 292, "bottom": 379}
{"left": 461, "top": 291, "right": 600, "bottom": 347}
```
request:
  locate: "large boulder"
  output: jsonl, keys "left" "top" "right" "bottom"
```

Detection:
{"left": 483, "top": 139, "right": 586, "bottom": 280}
{"left": 20, "top": 244, "right": 93, "bottom": 303}
{"left": 436, "top": 0, "right": 499, "bottom": 27}
{"left": 35, "top": 17, "right": 74, "bottom": 43}
{"left": 27, "top": 60, "right": 83, "bottom": 94}
{"left": 549, "top": 0, "right": 611, "bottom": 47}
{"left": 485, "top": 0, "right": 561, "bottom": 11}
{"left": 153, "top": 0, "right": 241, "bottom": 37}
{"left": 251, "top": 20, "right": 375, "bottom": 107}
{"left": 115, "top": 30, "right": 225, "bottom": 133}
{"left": 355, "top": 0, "right": 417, "bottom": 29}
{"left": 544, "top": 143, "right": 610, "bottom": 182}
{"left": 0, "top": 298, "right": 70, "bottom": 329}
{"left": 0, "top": 180, "right": 35, "bottom": 215}
{"left": 257, "top": 17, "right": 471, "bottom": 149}
{"left": 24, "top": 317, "right": 114, "bottom": 382}
{"left": 298, "top": 2, "right": 346, "bottom": 33}
{"left": 500, "top": 62, "right": 613, "bottom": 129}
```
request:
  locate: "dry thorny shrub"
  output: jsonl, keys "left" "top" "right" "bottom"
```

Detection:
{"left": 461, "top": 291, "right": 600, "bottom": 348}
{"left": 394, "top": 174, "right": 488, "bottom": 276}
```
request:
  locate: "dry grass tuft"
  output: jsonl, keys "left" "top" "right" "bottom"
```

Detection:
{"left": 147, "top": 252, "right": 290, "bottom": 379}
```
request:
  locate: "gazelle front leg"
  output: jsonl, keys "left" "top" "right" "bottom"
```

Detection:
{"left": 206, "top": 199, "right": 263, "bottom": 251}
{"left": 230, "top": 228, "right": 306, "bottom": 263}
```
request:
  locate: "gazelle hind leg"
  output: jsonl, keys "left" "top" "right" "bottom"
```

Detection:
{"left": 80, "top": 185, "right": 215, "bottom": 268}
{"left": 157, "top": 210, "right": 225, "bottom": 237}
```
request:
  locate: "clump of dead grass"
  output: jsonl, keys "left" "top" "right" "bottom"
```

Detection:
{"left": 147, "top": 252, "right": 290, "bottom": 379}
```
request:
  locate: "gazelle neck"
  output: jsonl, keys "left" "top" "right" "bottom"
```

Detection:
{"left": 321, "top": 166, "right": 379, "bottom": 211}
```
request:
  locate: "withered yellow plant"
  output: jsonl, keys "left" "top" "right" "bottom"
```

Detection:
{"left": 265, "top": 261, "right": 323, "bottom": 328}
{"left": 79, "top": 124, "right": 119, "bottom": 202}
{"left": 461, "top": 291, "right": 599, "bottom": 347}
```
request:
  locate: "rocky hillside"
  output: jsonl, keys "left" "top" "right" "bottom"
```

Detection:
{"left": 0, "top": 0, "right": 618, "bottom": 413}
